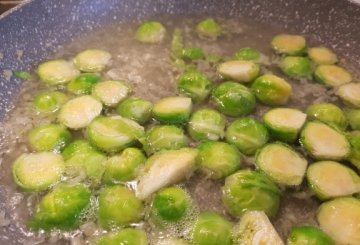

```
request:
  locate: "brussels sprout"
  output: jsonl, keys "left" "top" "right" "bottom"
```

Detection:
{"left": 314, "top": 65, "right": 352, "bottom": 87}
{"left": 12, "top": 152, "right": 64, "bottom": 192}
{"left": 74, "top": 49, "right": 111, "bottom": 72}
{"left": 337, "top": 82, "right": 360, "bottom": 108}
{"left": 346, "top": 109, "right": 360, "bottom": 130}
{"left": 67, "top": 73, "right": 101, "bottom": 95}
{"left": 116, "top": 97, "right": 153, "bottom": 125}
{"left": 28, "top": 124, "right": 72, "bottom": 152}
{"left": 218, "top": 60, "right": 260, "bottom": 83}
{"left": 234, "top": 47, "right": 261, "bottom": 61}
{"left": 176, "top": 71, "right": 213, "bottom": 103}
{"left": 171, "top": 28, "right": 184, "bottom": 58}
{"left": 287, "top": 226, "right": 335, "bottom": 245}
{"left": 308, "top": 47, "right": 338, "bottom": 65}
{"left": 142, "top": 125, "right": 189, "bottom": 156}
{"left": 212, "top": 82, "right": 256, "bottom": 117}
{"left": 188, "top": 109, "right": 225, "bottom": 141}
{"left": 28, "top": 183, "right": 91, "bottom": 230}
{"left": 195, "top": 18, "right": 222, "bottom": 39}
{"left": 152, "top": 96, "right": 193, "bottom": 124}
{"left": 181, "top": 47, "right": 205, "bottom": 60}
{"left": 87, "top": 116, "right": 144, "bottom": 153}
{"left": 158, "top": 238, "right": 189, "bottom": 245}
{"left": 92, "top": 80, "right": 130, "bottom": 107}
{"left": 102, "top": 148, "right": 145, "bottom": 184}
{"left": 98, "top": 186, "right": 143, "bottom": 229}
{"left": 136, "top": 148, "right": 198, "bottom": 199}
{"left": 263, "top": 108, "right": 307, "bottom": 143}
{"left": 233, "top": 211, "right": 284, "bottom": 245}
{"left": 251, "top": 74, "right": 292, "bottom": 106}
{"left": 37, "top": 59, "right": 80, "bottom": 85}
{"left": 58, "top": 95, "right": 102, "bottom": 129}
{"left": 306, "top": 161, "right": 360, "bottom": 200}
{"left": 197, "top": 141, "right": 241, "bottom": 179}
{"left": 347, "top": 131, "right": 360, "bottom": 170}
{"left": 135, "top": 21, "right": 166, "bottom": 44}
{"left": 300, "top": 121, "right": 350, "bottom": 160}
{"left": 271, "top": 34, "right": 306, "bottom": 55}
{"left": 222, "top": 170, "right": 280, "bottom": 218}
{"left": 317, "top": 197, "right": 360, "bottom": 245}
{"left": 225, "top": 117, "right": 269, "bottom": 155}
{"left": 192, "top": 212, "right": 233, "bottom": 245}
{"left": 97, "top": 228, "right": 148, "bottom": 245}
{"left": 33, "top": 91, "right": 67, "bottom": 113}
{"left": 280, "top": 56, "right": 312, "bottom": 78}
{"left": 306, "top": 103, "right": 348, "bottom": 131}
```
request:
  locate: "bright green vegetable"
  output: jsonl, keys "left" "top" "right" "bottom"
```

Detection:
{"left": 28, "top": 183, "right": 91, "bottom": 230}
{"left": 152, "top": 96, "right": 193, "bottom": 124}
{"left": 218, "top": 60, "right": 260, "bottom": 83}
{"left": 197, "top": 141, "right": 241, "bottom": 179}
{"left": 347, "top": 131, "right": 360, "bottom": 170}
{"left": 222, "top": 170, "right": 280, "bottom": 218}
{"left": 317, "top": 197, "right": 360, "bottom": 245}
{"left": 33, "top": 91, "right": 67, "bottom": 113}
{"left": 73, "top": 49, "right": 111, "bottom": 72}
{"left": 158, "top": 238, "right": 189, "bottom": 245}
{"left": 314, "top": 65, "right": 352, "bottom": 87}
{"left": 37, "top": 59, "right": 79, "bottom": 85}
{"left": 102, "top": 148, "right": 146, "bottom": 184}
{"left": 234, "top": 47, "right": 261, "bottom": 61}
{"left": 271, "top": 34, "right": 306, "bottom": 55}
{"left": 116, "top": 97, "right": 153, "bottom": 125}
{"left": 97, "top": 229, "right": 148, "bottom": 245}
{"left": 14, "top": 71, "right": 32, "bottom": 80}
{"left": 196, "top": 18, "right": 222, "bottom": 39}
{"left": 287, "top": 226, "right": 335, "bottom": 245}
{"left": 135, "top": 21, "right": 166, "bottom": 44}
{"left": 67, "top": 73, "right": 101, "bottom": 95}
{"left": 188, "top": 109, "right": 225, "bottom": 141}
{"left": 306, "top": 103, "right": 348, "bottom": 131}
{"left": 251, "top": 74, "right": 292, "bottom": 106}
{"left": 92, "top": 80, "right": 130, "bottom": 107}
{"left": 346, "top": 109, "right": 360, "bottom": 130}
{"left": 255, "top": 143, "right": 308, "bottom": 186}
{"left": 337, "top": 83, "right": 360, "bottom": 108}
{"left": 280, "top": 56, "right": 312, "bottom": 78}
{"left": 98, "top": 186, "right": 143, "bottom": 229}
{"left": 308, "top": 47, "right": 338, "bottom": 65}
{"left": 12, "top": 152, "right": 64, "bottom": 192}
{"left": 28, "top": 124, "right": 72, "bottom": 152}
{"left": 212, "top": 82, "right": 256, "bottom": 117}
{"left": 263, "top": 108, "right": 307, "bottom": 143}
{"left": 300, "top": 121, "right": 350, "bottom": 160}
{"left": 176, "top": 71, "right": 213, "bottom": 103}
{"left": 58, "top": 95, "right": 102, "bottom": 129}
{"left": 171, "top": 28, "right": 184, "bottom": 58}
{"left": 87, "top": 116, "right": 144, "bottom": 153}
{"left": 225, "top": 117, "right": 269, "bottom": 155}
{"left": 192, "top": 212, "right": 233, "bottom": 245}
{"left": 181, "top": 47, "right": 205, "bottom": 60}
{"left": 141, "top": 125, "right": 189, "bottom": 156}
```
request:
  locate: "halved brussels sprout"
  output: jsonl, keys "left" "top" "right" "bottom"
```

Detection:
{"left": 98, "top": 186, "right": 143, "bottom": 229}
{"left": 212, "top": 82, "right": 256, "bottom": 117}
{"left": 271, "top": 34, "right": 306, "bottom": 55}
{"left": 225, "top": 117, "right": 269, "bottom": 155}
{"left": 256, "top": 143, "right": 308, "bottom": 186}
{"left": 102, "top": 148, "right": 146, "bottom": 184}
{"left": 197, "top": 141, "right": 241, "bottom": 179}
{"left": 135, "top": 21, "right": 166, "bottom": 44}
{"left": 347, "top": 131, "right": 360, "bottom": 170}
{"left": 92, "top": 80, "right": 130, "bottom": 107}
{"left": 74, "top": 49, "right": 111, "bottom": 72}
{"left": 142, "top": 125, "right": 189, "bottom": 156}
{"left": 97, "top": 228, "right": 148, "bottom": 245}
{"left": 67, "top": 73, "right": 101, "bottom": 95}
{"left": 218, "top": 60, "right": 260, "bottom": 83}
{"left": 233, "top": 211, "right": 284, "bottom": 245}
{"left": 37, "top": 59, "right": 79, "bottom": 85}
{"left": 181, "top": 47, "right": 205, "bottom": 60}
{"left": 337, "top": 83, "right": 360, "bottom": 108}
{"left": 314, "top": 65, "right": 352, "bottom": 87}
{"left": 346, "top": 109, "right": 360, "bottom": 130}
{"left": 222, "top": 170, "right": 280, "bottom": 218}
{"left": 308, "top": 47, "right": 338, "bottom": 65}
{"left": 116, "top": 97, "right": 153, "bottom": 125}
{"left": 251, "top": 74, "right": 292, "bottom": 106}
{"left": 136, "top": 148, "right": 198, "bottom": 200}
{"left": 195, "top": 18, "right": 222, "bottom": 39}
{"left": 263, "top": 108, "right": 307, "bottom": 143}
{"left": 152, "top": 96, "right": 192, "bottom": 124}
{"left": 33, "top": 91, "right": 67, "bottom": 113}
{"left": 28, "top": 183, "right": 91, "bottom": 230}
{"left": 158, "top": 238, "right": 189, "bottom": 245}
{"left": 287, "top": 226, "right": 335, "bottom": 245}
{"left": 280, "top": 56, "right": 312, "bottom": 78}
{"left": 306, "top": 103, "right": 348, "bottom": 131}
{"left": 176, "top": 71, "right": 213, "bottom": 103}
{"left": 234, "top": 47, "right": 261, "bottom": 61}
{"left": 28, "top": 124, "right": 72, "bottom": 152}
{"left": 192, "top": 212, "right": 233, "bottom": 245}
{"left": 12, "top": 152, "right": 64, "bottom": 192}
{"left": 87, "top": 116, "right": 144, "bottom": 153}
{"left": 188, "top": 109, "right": 225, "bottom": 141}
{"left": 306, "top": 161, "right": 360, "bottom": 200}
{"left": 58, "top": 95, "right": 102, "bottom": 129}
{"left": 300, "top": 121, "right": 350, "bottom": 160}
{"left": 317, "top": 197, "right": 360, "bottom": 245}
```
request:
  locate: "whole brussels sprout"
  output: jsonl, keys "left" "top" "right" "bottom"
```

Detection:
{"left": 234, "top": 47, "right": 261, "bottom": 61}
{"left": 116, "top": 97, "right": 153, "bottom": 125}
{"left": 287, "top": 226, "right": 335, "bottom": 245}
{"left": 96, "top": 228, "right": 148, "bottom": 245}
{"left": 135, "top": 21, "right": 166, "bottom": 44}
{"left": 306, "top": 103, "right": 348, "bottom": 131}
{"left": 67, "top": 73, "right": 101, "bottom": 95}
{"left": 74, "top": 49, "right": 111, "bottom": 73}
{"left": 33, "top": 91, "right": 67, "bottom": 113}
{"left": 176, "top": 71, "right": 213, "bottom": 103}
{"left": 271, "top": 34, "right": 306, "bottom": 55}
{"left": 280, "top": 56, "right": 312, "bottom": 78}
{"left": 196, "top": 18, "right": 222, "bottom": 39}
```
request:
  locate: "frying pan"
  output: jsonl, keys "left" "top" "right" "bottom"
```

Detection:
{"left": 0, "top": 0, "right": 359, "bottom": 244}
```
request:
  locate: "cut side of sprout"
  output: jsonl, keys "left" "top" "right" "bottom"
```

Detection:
{"left": 314, "top": 65, "right": 352, "bottom": 87}
{"left": 73, "top": 49, "right": 111, "bottom": 72}
{"left": 153, "top": 96, "right": 192, "bottom": 124}
{"left": 271, "top": 34, "right": 306, "bottom": 55}
{"left": 308, "top": 47, "right": 338, "bottom": 65}
{"left": 195, "top": 18, "right": 222, "bottom": 39}
{"left": 337, "top": 83, "right": 360, "bottom": 108}
{"left": 37, "top": 59, "right": 79, "bottom": 85}
{"left": 92, "top": 80, "right": 130, "bottom": 107}
{"left": 217, "top": 60, "right": 260, "bottom": 83}
{"left": 135, "top": 21, "right": 166, "bottom": 44}
{"left": 33, "top": 91, "right": 67, "bottom": 113}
